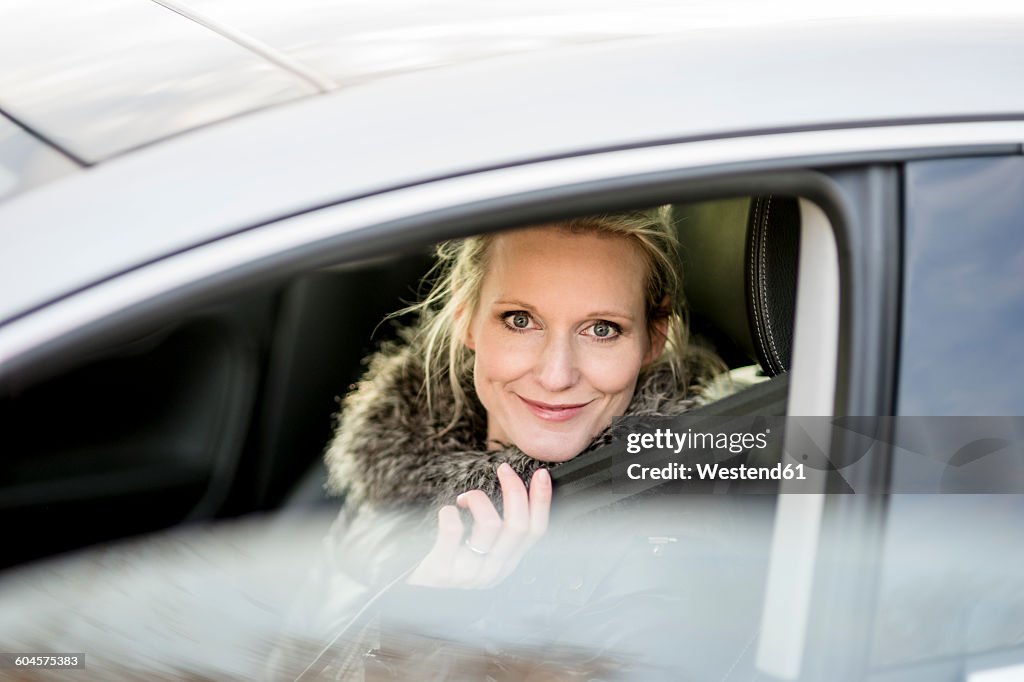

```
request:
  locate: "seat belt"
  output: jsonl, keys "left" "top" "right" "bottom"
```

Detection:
{"left": 551, "top": 374, "right": 789, "bottom": 517}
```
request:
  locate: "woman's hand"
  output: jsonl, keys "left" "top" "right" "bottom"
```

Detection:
{"left": 407, "top": 463, "right": 551, "bottom": 589}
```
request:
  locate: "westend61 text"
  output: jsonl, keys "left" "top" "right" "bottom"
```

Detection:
{"left": 626, "top": 462, "right": 806, "bottom": 481}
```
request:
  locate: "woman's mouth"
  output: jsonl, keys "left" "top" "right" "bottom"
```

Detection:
{"left": 517, "top": 395, "right": 592, "bottom": 422}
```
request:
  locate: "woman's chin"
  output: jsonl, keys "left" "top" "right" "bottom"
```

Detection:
{"left": 515, "top": 431, "right": 592, "bottom": 464}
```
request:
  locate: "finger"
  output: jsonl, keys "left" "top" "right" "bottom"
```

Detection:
{"left": 450, "top": 490, "right": 502, "bottom": 586}
{"left": 408, "top": 505, "right": 463, "bottom": 586}
{"left": 527, "top": 468, "right": 552, "bottom": 543}
{"left": 428, "top": 505, "right": 464, "bottom": 570}
{"left": 457, "top": 489, "right": 502, "bottom": 554}
{"left": 487, "top": 463, "right": 531, "bottom": 562}
{"left": 498, "top": 462, "right": 530, "bottom": 527}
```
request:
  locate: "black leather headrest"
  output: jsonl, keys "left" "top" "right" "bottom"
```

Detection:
{"left": 674, "top": 196, "right": 800, "bottom": 376}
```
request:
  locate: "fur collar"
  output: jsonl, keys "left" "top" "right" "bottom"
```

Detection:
{"left": 325, "top": 339, "right": 703, "bottom": 509}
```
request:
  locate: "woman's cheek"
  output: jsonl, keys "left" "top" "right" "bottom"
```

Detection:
{"left": 581, "top": 342, "right": 646, "bottom": 395}
{"left": 475, "top": 330, "right": 538, "bottom": 382}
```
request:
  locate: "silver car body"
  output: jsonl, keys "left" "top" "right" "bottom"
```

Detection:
{"left": 1, "top": 3, "right": 1023, "bottom": 680}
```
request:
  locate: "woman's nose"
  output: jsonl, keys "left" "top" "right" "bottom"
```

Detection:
{"left": 534, "top": 334, "right": 579, "bottom": 392}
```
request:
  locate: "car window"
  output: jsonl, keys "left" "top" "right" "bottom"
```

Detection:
{"left": 1, "top": 195, "right": 808, "bottom": 561}
{"left": 897, "top": 156, "right": 1024, "bottom": 418}
{"left": 0, "top": 190, "right": 833, "bottom": 680}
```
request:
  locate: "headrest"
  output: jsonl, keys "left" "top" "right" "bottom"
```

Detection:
{"left": 674, "top": 196, "right": 800, "bottom": 376}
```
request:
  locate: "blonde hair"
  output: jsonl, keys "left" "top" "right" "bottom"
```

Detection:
{"left": 393, "top": 206, "right": 709, "bottom": 428}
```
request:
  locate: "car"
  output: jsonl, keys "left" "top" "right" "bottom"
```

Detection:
{"left": 1, "top": 2, "right": 1023, "bottom": 680}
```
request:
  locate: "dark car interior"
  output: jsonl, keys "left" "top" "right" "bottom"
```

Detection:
{"left": 0, "top": 195, "right": 801, "bottom": 571}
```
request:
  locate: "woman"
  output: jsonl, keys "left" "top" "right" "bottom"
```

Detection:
{"left": 275, "top": 207, "right": 721, "bottom": 679}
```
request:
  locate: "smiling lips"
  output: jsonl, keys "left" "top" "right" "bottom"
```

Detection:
{"left": 517, "top": 395, "right": 592, "bottom": 422}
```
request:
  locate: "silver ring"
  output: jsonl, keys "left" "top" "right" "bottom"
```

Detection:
{"left": 464, "top": 539, "right": 489, "bottom": 556}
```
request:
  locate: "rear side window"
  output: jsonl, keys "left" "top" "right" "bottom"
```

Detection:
{"left": 897, "top": 156, "right": 1024, "bottom": 416}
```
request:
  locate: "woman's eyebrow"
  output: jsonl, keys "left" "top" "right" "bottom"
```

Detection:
{"left": 588, "top": 310, "right": 635, "bottom": 321}
{"left": 492, "top": 299, "right": 536, "bottom": 310}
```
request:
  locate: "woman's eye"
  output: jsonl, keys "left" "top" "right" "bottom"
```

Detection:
{"left": 587, "top": 322, "right": 621, "bottom": 339}
{"left": 503, "top": 312, "right": 534, "bottom": 330}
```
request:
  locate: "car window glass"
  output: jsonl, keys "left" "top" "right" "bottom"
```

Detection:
{"left": 897, "top": 156, "right": 1024, "bottom": 418}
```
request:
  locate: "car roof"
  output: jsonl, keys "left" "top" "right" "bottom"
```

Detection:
{"left": 3, "top": 1, "right": 1023, "bottom": 164}
{"left": 0, "top": 0, "right": 780, "bottom": 164}
{"left": 0, "top": 7, "right": 1023, "bottom": 331}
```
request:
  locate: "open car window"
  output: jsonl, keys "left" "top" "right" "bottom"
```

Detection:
{"left": 0, "top": 175, "right": 848, "bottom": 680}
{"left": 1, "top": 192, "right": 813, "bottom": 553}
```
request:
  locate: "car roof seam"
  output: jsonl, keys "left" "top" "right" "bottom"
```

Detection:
{"left": 0, "top": 106, "right": 87, "bottom": 168}
{"left": 147, "top": 0, "right": 337, "bottom": 93}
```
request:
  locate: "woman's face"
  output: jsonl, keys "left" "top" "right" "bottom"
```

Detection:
{"left": 465, "top": 227, "right": 664, "bottom": 462}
